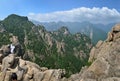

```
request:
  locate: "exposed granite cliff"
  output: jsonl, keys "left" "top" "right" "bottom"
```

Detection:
{"left": 67, "top": 24, "right": 120, "bottom": 81}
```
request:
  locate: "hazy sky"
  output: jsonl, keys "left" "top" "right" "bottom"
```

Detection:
{"left": 0, "top": 0, "right": 120, "bottom": 24}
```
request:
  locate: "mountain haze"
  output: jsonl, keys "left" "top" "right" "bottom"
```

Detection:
{"left": 33, "top": 21, "right": 114, "bottom": 44}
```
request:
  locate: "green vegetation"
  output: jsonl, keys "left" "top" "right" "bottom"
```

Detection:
{"left": 0, "top": 33, "right": 11, "bottom": 47}
{"left": 2, "top": 14, "right": 34, "bottom": 43}
{"left": 0, "top": 14, "right": 92, "bottom": 77}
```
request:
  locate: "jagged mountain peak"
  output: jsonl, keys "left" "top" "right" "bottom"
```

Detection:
{"left": 57, "top": 26, "right": 70, "bottom": 35}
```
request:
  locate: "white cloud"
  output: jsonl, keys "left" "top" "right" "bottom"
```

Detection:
{"left": 28, "top": 7, "right": 120, "bottom": 24}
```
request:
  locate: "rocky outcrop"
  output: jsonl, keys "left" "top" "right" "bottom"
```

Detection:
{"left": 67, "top": 24, "right": 120, "bottom": 81}
{"left": 106, "top": 24, "right": 120, "bottom": 42}
{"left": 56, "top": 40, "right": 65, "bottom": 54}
{"left": 0, "top": 54, "right": 66, "bottom": 81}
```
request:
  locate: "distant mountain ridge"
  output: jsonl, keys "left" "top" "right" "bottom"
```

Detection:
{"left": 32, "top": 21, "right": 115, "bottom": 44}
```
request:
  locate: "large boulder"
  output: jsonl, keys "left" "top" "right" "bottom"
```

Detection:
{"left": 2, "top": 54, "right": 15, "bottom": 71}
{"left": 0, "top": 45, "right": 11, "bottom": 56}
{"left": 0, "top": 54, "right": 65, "bottom": 81}
{"left": 10, "top": 35, "right": 24, "bottom": 57}
{"left": 107, "top": 23, "right": 120, "bottom": 41}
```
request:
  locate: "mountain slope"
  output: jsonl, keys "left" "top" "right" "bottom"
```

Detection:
{"left": 0, "top": 14, "right": 92, "bottom": 77}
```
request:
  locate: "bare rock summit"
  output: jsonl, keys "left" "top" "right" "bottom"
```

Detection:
{"left": 67, "top": 24, "right": 120, "bottom": 81}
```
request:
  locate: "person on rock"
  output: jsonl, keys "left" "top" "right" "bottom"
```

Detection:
{"left": 10, "top": 44, "right": 15, "bottom": 54}
{"left": 11, "top": 73, "right": 17, "bottom": 81}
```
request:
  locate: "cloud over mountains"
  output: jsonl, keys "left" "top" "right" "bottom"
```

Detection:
{"left": 28, "top": 7, "right": 120, "bottom": 24}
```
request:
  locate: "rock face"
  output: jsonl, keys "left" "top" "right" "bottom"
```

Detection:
{"left": 67, "top": 24, "right": 120, "bottom": 81}
{"left": 0, "top": 54, "right": 66, "bottom": 81}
